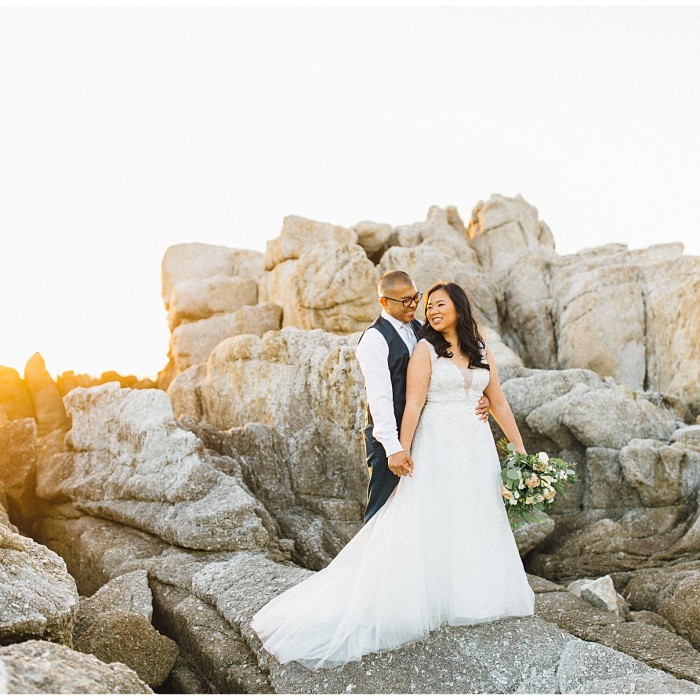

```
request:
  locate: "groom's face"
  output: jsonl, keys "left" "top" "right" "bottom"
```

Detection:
{"left": 379, "top": 281, "right": 419, "bottom": 324}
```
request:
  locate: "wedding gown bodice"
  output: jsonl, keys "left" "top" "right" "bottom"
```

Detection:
{"left": 422, "top": 339, "right": 490, "bottom": 406}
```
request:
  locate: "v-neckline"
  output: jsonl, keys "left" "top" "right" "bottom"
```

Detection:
{"left": 447, "top": 358, "right": 472, "bottom": 373}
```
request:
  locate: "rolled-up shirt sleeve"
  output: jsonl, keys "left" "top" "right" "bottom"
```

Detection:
{"left": 355, "top": 329, "right": 404, "bottom": 457}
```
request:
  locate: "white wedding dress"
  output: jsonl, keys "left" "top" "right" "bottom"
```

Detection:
{"left": 251, "top": 339, "right": 534, "bottom": 670}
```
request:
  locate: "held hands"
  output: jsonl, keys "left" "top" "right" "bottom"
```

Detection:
{"left": 475, "top": 395, "right": 490, "bottom": 422}
{"left": 388, "top": 449, "right": 414, "bottom": 477}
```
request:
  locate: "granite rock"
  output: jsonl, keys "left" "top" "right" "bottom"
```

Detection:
{"left": 0, "top": 639, "right": 152, "bottom": 694}
{"left": 73, "top": 611, "right": 179, "bottom": 688}
{"left": 0, "top": 524, "right": 78, "bottom": 645}
{"left": 39, "top": 383, "right": 272, "bottom": 552}
{"left": 161, "top": 243, "right": 262, "bottom": 305}
{"left": 170, "top": 301, "right": 282, "bottom": 372}
{"left": 167, "top": 273, "right": 258, "bottom": 330}
{"left": 73, "top": 569, "right": 153, "bottom": 641}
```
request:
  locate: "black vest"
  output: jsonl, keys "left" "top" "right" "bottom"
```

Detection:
{"left": 362, "top": 316, "right": 423, "bottom": 430}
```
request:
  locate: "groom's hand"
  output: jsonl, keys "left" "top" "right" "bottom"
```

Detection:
{"left": 475, "top": 395, "right": 490, "bottom": 422}
{"left": 388, "top": 450, "right": 414, "bottom": 477}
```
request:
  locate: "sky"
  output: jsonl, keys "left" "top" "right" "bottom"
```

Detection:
{"left": 1, "top": 6, "right": 699, "bottom": 379}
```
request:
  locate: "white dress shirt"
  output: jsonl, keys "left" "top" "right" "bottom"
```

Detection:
{"left": 355, "top": 310, "right": 421, "bottom": 458}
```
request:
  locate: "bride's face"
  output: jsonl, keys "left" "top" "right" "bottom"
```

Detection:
{"left": 426, "top": 289, "right": 458, "bottom": 333}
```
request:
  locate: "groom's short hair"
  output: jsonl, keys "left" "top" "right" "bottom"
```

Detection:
{"left": 378, "top": 270, "right": 414, "bottom": 297}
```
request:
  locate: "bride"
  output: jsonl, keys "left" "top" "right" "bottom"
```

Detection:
{"left": 250, "top": 281, "right": 535, "bottom": 670}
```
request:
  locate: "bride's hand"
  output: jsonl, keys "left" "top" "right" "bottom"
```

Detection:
{"left": 388, "top": 450, "right": 414, "bottom": 477}
{"left": 475, "top": 395, "right": 490, "bottom": 422}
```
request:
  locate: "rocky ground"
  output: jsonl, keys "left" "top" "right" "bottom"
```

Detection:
{"left": 1, "top": 194, "right": 699, "bottom": 693}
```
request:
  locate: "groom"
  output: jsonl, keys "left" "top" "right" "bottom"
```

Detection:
{"left": 356, "top": 270, "right": 490, "bottom": 522}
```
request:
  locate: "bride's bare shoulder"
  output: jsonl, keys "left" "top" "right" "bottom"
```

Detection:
{"left": 412, "top": 339, "right": 435, "bottom": 366}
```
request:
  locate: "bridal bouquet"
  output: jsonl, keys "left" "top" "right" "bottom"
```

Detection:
{"left": 497, "top": 439, "right": 577, "bottom": 529}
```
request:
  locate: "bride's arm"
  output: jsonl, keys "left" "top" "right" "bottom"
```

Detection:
{"left": 399, "top": 342, "right": 432, "bottom": 453}
{"left": 482, "top": 346, "right": 527, "bottom": 454}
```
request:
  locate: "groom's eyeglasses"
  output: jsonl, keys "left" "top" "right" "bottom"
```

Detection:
{"left": 382, "top": 292, "right": 424, "bottom": 307}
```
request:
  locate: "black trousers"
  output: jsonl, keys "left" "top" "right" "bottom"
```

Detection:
{"left": 363, "top": 425, "right": 400, "bottom": 523}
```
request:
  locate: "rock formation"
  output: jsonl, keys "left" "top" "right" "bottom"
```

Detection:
{"left": 466, "top": 196, "right": 699, "bottom": 414}
{"left": 23, "top": 353, "right": 69, "bottom": 436}
{"left": 2, "top": 193, "right": 700, "bottom": 693}
{"left": 74, "top": 611, "right": 179, "bottom": 688}
{"left": 160, "top": 243, "right": 274, "bottom": 380}
{"left": 72, "top": 569, "right": 153, "bottom": 641}
{"left": 0, "top": 366, "right": 33, "bottom": 422}
{"left": 37, "top": 383, "right": 285, "bottom": 554}
{"left": 0, "top": 521, "right": 78, "bottom": 646}
{"left": 0, "top": 640, "right": 152, "bottom": 693}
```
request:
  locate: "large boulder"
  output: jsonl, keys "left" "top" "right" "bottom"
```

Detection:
{"left": 513, "top": 513, "right": 555, "bottom": 557}
{"left": 166, "top": 363, "right": 207, "bottom": 424}
{"left": 550, "top": 259, "right": 646, "bottom": 389}
{"left": 167, "top": 273, "right": 259, "bottom": 330}
{"left": 161, "top": 243, "right": 263, "bottom": 306}
{"left": 261, "top": 240, "right": 378, "bottom": 333}
{"left": 538, "top": 244, "right": 680, "bottom": 389}
{"left": 169, "top": 301, "right": 282, "bottom": 372}
{"left": 74, "top": 611, "right": 179, "bottom": 688}
{"left": 32, "top": 514, "right": 170, "bottom": 597}
{"left": 527, "top": 507, "right": 695, "bottom": 581}
{"left": 560, "top": 385, "right": 678, "bottom": 449}
{"left": 263, "top": 214, "right": 357, "bottom": 270}
{"left": 352, "top": 219, "right": 394, "bottom": 262}
{"left": 73, "top": 569, "right": 153, "bottom": 641}
{"left": 464, "top": 196, "right": 698, "bottom": 412}
{"left": 491, "top": 248, "right": 558, "bottom": 368}
{"left": 643, "top": 255, "right": 700, "bottom": 415}
{"left": 619, "top": 438, "right": 700, "bottom": 507}
{"left": 0, "top": 523, "right": 79, "bottom": 645}
{"left": 199, "top": 328, "right": 366, "bottom": 498}
{"left": 466, "top": 194, "right": 555, "bottom": 274}
{"left": 195, "top": 328, "right": 367, "bottom": 568}
{"left": 625, "top": 566, "right": 700, "bottom": 651}
{"left": 36, "top": 383, "right": 274, "bottom": 553}
{"left": 0, "top": 639, "right": 152, "bottom": 693}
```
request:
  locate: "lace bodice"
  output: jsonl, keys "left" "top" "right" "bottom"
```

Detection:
{"left": 419, "top": 338, "right": 490, "bottom": 405}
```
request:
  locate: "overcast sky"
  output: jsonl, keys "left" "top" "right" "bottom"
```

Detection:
{"left": 1, "top": 6, "right": 698, "bottom": 378}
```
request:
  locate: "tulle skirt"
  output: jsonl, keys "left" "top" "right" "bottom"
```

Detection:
{"left": 250, "top": 402, "right": 535, "bottom": 670}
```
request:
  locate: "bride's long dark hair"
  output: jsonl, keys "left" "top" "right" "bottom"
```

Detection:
{"left": 422, "top": 282, "right": 490, "bottom": 370}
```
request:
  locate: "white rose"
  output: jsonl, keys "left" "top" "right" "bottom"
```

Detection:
{"left": 538, "top": 451, "right": 550, "bottom": 464}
